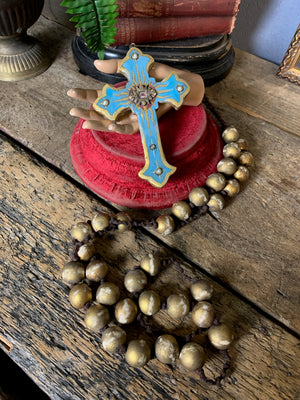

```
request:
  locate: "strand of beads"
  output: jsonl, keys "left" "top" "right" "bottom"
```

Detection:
{"left": 155, "top": 127, "right": 254, "bottom": 236}
{"left": 62, "top": 222, "right": 234, "bottom": 384}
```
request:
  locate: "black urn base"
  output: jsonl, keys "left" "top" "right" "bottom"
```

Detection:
{"left": 72, "top": 34, "right": 235, "bottom": 86}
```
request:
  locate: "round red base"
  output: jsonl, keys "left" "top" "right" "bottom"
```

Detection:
{"left": 70, "top": 104, "right": 223, "bottom": 209}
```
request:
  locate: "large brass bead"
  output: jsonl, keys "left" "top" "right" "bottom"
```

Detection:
{"left": 223, "top": 179, "right": 240, "bottom": 197}
{"left": 190, "top": 280, "right": 213, "bottom": 301}
{"left": 217, "top": 158, "right": 238, "bottom": 176}
{"left": 124, "top": 269, "right": 147, "bottom": 293}
{"left": 179, "top": 342, "right": 205, "bottom": 371}
{"left": 172, "top": 201, "right": 192, "bottom": 221}
{"left": 222, "top": 127, "right": 240, "bottom": 143}
{"left": 84, "top": 304, "right": 110, "bottom": 331}
{"left": 207, "top": 193, "right": 225, "bottom": 212}
{"left": 140, "top": 253, "right": 160, "bottom": 276}
{"left": 139, "top": 290, "right": 161, "bottom": 316}
{"left": 166, "top": 293, "right": 190, "bottom": 320}
{"left": 206, "top": 173, "right": 226, "bottom": 192}
{"left": 222, "top": 142, "right": 241, "bottom": 159}
{"left": 191, "top": 301, "right": 215, "bottom": 328}
{"left": 188, "top": 187, "right": 209, "bottom": 206}
{"left": 234, "top": 165, "right": 250, "bottom": 182}
{"left": 77, "top": 241, "right": 97, "bottom": 261}
{"left": 102, "top": 326, "right": 127, "bottom": 353}
{"left": 91, "top": 212, "right": 111, "bottom": 232}
{"left": 208, "top": 323, "right": 234, "bottom": 350}
{"left": 96, "top": 282, "right": 120, "bottom": 305}
{"left": 69, "top": 283, "right": 92, "bottom": 309}
{"left": 155, "top": 334, "right": 179, "bottom": 364}
{"left": 237, "top": 138, "right": 248, "bottom": 151}
{"left": 238, "top": 151, "right": 254, "bottom": 167}
{"left": 86, "top": 259, "right": 109, "bottom": 282}
{"left": 125, "top": 339, "right": 151, "bottom": 368}
{"left": 115, "top": 298, "right": 138, "bottom": 324}
{"left": 156, "top": 215, "right": 175, "bottom": 236}
{"left": 62, "top": 261, "right": 85, "bottom": 285}
{"left": 71, "top": 222, "right": 92, "bottom": 242}
{"left": 116, "top": 212, "right": 132, "bottom": 232}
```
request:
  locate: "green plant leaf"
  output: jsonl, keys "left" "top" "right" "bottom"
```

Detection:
{"left": 61, "top": 0, "right": 118, "bottom": 59}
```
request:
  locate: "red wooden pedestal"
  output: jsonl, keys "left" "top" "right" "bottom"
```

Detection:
{"left": 70, "top": 104, "right": 223, "bottom": 209}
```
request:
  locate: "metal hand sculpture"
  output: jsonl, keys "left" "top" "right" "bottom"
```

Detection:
{"left": 93, "top": 47, "right": 190, "bottom": 188}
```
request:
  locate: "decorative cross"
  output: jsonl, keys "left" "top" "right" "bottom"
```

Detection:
{"left": 93, "top": 47, "right": 190, "bottom": 188}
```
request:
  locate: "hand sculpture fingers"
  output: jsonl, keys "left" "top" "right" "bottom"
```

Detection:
{"left": 67, "top": 88, "right": 101, "bottom": 103}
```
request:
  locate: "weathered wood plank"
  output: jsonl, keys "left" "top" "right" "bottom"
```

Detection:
{"left": 0, "top": 17, "right": 299, "bottom": 334}
{"left": 0, "top": 135, "right": 299, "bottom": 400}
{"left": 206, "top": 48, "right": 300, "bottom": 137}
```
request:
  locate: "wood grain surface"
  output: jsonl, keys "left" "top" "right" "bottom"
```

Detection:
{"left": 0, "top": 17, "right": 299, "bottom": 334}
{"left": 0, "top": 134, "right": 299, "bottom": 400}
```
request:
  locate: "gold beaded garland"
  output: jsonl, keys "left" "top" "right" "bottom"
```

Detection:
{"left": 172, "top": 201, "right": 192, "bottom": 221}
{"left": 96, "top": 282, "right": 120, "bottom": 305}
{"left": 61, "top": 121, "right": 251, "bottom": 380}
{"left": 188, "top": 187, "right": 209, "bottom": 206}
{"left": 84, "top": 304, "right": 110, "bottom": 331}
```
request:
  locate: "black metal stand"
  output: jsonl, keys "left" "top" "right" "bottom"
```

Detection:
{"left": 72, "top": 34, "right": 235, "bottom": 86}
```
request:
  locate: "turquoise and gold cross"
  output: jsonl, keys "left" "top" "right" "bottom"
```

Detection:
{"left": 93, "top": 47, "right": 190, "bottom": 188}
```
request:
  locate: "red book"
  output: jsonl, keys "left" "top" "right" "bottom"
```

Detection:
{"left": 114, "top": 16, "right": 236, "bottom": 45}
{"left": 116, "top": 0, "right": 241, "bottom": 17}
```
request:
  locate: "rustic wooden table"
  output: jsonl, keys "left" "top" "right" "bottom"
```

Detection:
{"left": 0, "top": 17, "right": 299, "bottom": 400}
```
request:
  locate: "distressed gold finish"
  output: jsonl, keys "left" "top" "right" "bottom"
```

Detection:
{"left": 0, "top": 0, "right": 50, "bottom": 81}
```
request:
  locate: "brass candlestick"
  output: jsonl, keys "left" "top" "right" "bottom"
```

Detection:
{"left": 0, "top": 0, "right": 50, "bottom": 81}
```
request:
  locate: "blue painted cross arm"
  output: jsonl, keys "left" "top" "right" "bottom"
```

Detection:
{"left": 93, "top": 47, "right": 190, "bottom": 188}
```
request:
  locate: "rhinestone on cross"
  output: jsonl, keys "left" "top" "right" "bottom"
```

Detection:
{"left": 93, "top": 47, "right": 190, "bottom": 188}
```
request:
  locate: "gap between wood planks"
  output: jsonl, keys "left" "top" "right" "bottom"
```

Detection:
{"left": 1, "top": 129, "right": 299, "bottom": 341}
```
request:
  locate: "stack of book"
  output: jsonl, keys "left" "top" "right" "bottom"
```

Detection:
{"left": 72, "top": 0, "right": 242, "bottom": 85}
{"left": 114, "top": 0, "right": 241, "bottom": 45}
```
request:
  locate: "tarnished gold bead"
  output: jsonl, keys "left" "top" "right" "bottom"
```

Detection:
{"left": 223, "top": 142, "right": 241, "bottom": 159}
{"left": 172, "top": 201, "right": 192, "bottom": 221}
{"left": 96, "top": 282, "right": 120, "bottom": 305}
{"left": 207, "top": 193, "right": 225, "bottom": 211}
{"left": 124, "top": 269, "right": 147, "bottom": 293}
{"left": 71, "top": 222, "right": 92, "bottom": 242}
{"left": 190, "top": 280, "right": 213, "bottom": 301}
{"left": 84, "top": 304, "right": 110, "bottom": 331}
{"left": 62, "top": 261, "right": 85, "bottom": 285}
{"left": 91, "top": 212, "right": 111, "bottom": 232}
{"left": 206, "top": 173, "right": 226, "bottom": 192}
{"left": 217, "top": 158, "right": 238, "bottom": 175}
{"left": 69, "top": 283, "right": 92, "bottom": 309}
{"left": 167, "top": 293, "right": 190, "bottom": 320}
{"left": 238, "top": 151, "right": 254, "bottom": 167}
{"left": 115, "top": 298, "right": 138, "bottom": 324}
{"left": 125, "top": 339, "right": 151, "bottom": 367}
{"left": 77, "top": 241, "right": 97, "bottom": 261}
{"left": 208, "top": 323, "right": 234, "bottom": 350}
{"left": 86, "top": 259, "right": 109, "bottom": 282}
{"left": 223, "top": 179, "right": 240, "bottom": 197}
{"left": 140, "top": 253, "right": 160, "bottom": 276}
{"left": 179, "top": 342, "right": 205, "bottom": 371}
{"left": 139, "top": 290, "right": 161, "bottom": 316}
{"left": 155, "top": 334, "right": 179, "bottom": 364}
{"left": 237, "top": 138, "right": 248, "bottom": 151}
{"left": 116, "top": 212, "right": 132, "bottom": 232}
{"left": 188, "top": 187, "right": 209, "bottom": 206}
{"left": 191, "top": 301, "right": 215, "bottom": 328}
{"left": 222, "top": 127, "right": 239, "bottom": 143}
{"left": 234, "top": 165, "right": 250, "bottom": 182}
{"left": 156, "top": 215, "right": 175, "bottom": 236}
{"left": 102, "top": 326, "right": 126, "bottom": 353}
